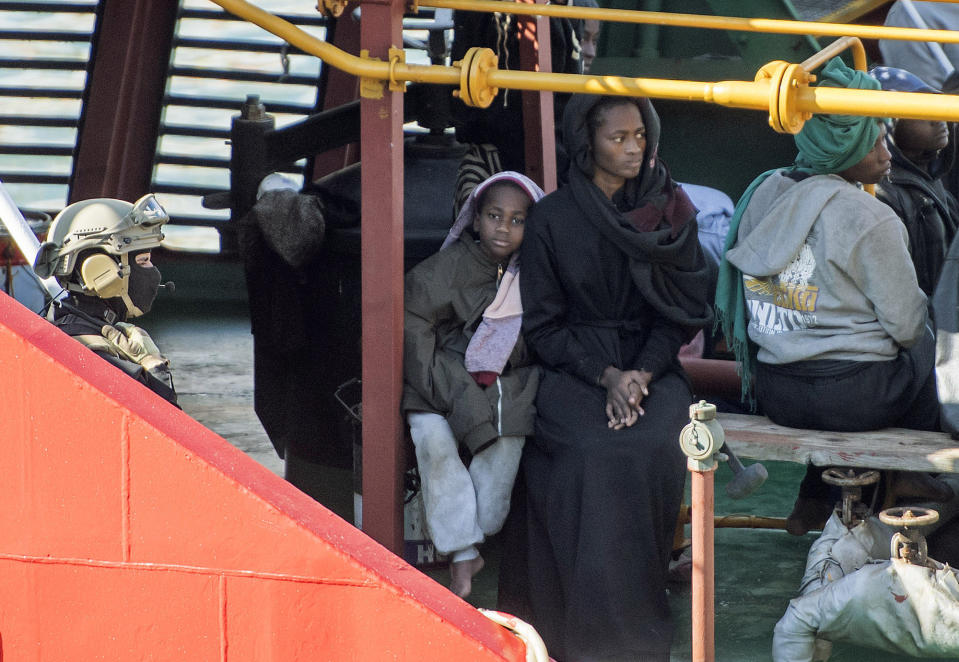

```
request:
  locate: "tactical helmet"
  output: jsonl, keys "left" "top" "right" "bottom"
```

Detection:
{"left": 33, "top": 194, "right": 169, "bottom": 317}
{"left": 34, "top": 194, "right": 168, "bottom": 279}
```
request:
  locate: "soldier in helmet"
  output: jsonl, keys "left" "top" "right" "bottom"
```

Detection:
{"left": 32, "top": 194, "right": 177, "bottom": 405}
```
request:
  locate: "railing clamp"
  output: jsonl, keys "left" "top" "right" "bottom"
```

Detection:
{"left": 388, "top": 47, "right": 406, "bottom": 92}
{"left": 755, "top": 60, "right": 815, "bottom": 134}
{"left": 359, "top": 50, "right": 385, "bottom": 99}
{"left": 452, "top": 47, "right": 499, "bottom": 108}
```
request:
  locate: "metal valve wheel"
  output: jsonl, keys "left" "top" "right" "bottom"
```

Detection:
{"left": 822, "top": 468, "right": 880, "bottom": 487}
{"left": 879, "top": 506, "right": 939, "bottom": 529}
{"left": 822, "top": 469, "right": 880, "bottom": 526}
{"left": 880, "top": 506, "right": 939, "bottom": 566}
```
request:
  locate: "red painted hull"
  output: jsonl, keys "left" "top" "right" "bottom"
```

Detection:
{"left": 0, "top": 292, "right": 525, "bottom": 661}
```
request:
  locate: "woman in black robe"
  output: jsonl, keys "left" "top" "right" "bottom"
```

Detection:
{"left": 519, "top": 94, "right": 712, "bottom": 662}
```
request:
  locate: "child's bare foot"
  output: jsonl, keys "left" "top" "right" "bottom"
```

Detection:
{"left": 449, "top": 555, "right": 485, "bottom": 599}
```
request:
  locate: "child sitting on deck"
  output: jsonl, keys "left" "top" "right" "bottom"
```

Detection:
{"left": 402, "top": 171, "right": 544, "bottom": 599}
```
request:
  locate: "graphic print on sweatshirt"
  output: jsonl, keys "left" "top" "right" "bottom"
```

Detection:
{"left": 742, "top": 243, "right": 819, "bottom": 334}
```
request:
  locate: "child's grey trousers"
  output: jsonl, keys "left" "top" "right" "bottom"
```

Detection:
{"left": 407, "top": 412, "right": 524, "bottom": 563}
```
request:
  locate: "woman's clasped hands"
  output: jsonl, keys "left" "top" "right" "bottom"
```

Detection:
{"left": 600, "top": 366, "right": 652, "bottom": 430}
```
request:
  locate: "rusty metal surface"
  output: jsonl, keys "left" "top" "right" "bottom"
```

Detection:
{"left": 359, "top": 0, "right": 407, "bottom": 556}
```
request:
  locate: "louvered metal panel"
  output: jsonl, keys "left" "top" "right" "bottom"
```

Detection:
{"left": 0, "top": 1, "right": 445, "bottom": 252}
{"left": 153, "top": 0, "right": 327, "bottom": 251}
{"left": 0, "top": 0, "right": 326, "bottom": 252}
{"left": 0, "top": 0, "right": 96, "bottom": 214}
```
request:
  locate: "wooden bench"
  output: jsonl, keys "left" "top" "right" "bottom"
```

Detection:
{"left": 679, "top": 358, "right": 959, "bottom": 474}
{"left": 719, "top": 413, "right": 959, "bottom": 474}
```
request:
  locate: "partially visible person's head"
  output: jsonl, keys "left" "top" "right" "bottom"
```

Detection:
{"left": 572, "top": 0, "right": 601, "bottom": 74}
{"left": 894, "top": 116, "right": 950, "bottom": 164}
{"left": 871, "top": 65, "right": 939, "bottom": 94}
{"left": 795, "top": 58, "right": 885, "bottom": 178}
{"left": 581, "top": 19, "right": 600, "bottom": 73}
{"left": 871, "top": 65, "right": 949, "bottom": 165}
{"left": 586, "top": 97, "right": 646, "bottom": 196}
{"left": 472, "top": 180, "right": 532, "bottom": 261}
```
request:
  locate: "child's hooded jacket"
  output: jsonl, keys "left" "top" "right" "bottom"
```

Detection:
{"left": 402, "top": 175, "right": 542, "bottom": 454}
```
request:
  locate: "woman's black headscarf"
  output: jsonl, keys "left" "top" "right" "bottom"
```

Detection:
{"left": 563, "top": 93, "right": 713, "bottom": 330}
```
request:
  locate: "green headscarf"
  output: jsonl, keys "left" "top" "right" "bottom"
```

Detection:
{"left": 714, "top": 57, "right": 883, "bottom": 408}
{"left": 794, "top": 57, "right": 883, "bottom": 173}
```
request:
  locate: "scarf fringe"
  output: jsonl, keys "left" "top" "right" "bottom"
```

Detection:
{"left": 714, "top": 306, "right": 757, "bottom": 412}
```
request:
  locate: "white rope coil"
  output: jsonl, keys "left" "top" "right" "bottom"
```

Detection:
{"left": 478, "top": 608, "right": 550, "bottom": 662}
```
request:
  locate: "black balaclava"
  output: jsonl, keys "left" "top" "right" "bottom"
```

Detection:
{"left": 127, "top": 251, "right": 162, "bottom": 316}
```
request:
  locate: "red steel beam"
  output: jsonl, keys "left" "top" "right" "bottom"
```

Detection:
{"left": 70, "top": 0, "right": 177, "bottom": 202}
{"left": 518, "top": 0, "right": 557, "bottom": 193}
{"left": 360, "top": 0, "right": 407, "bottom": 554}
{"left": 312, "top": 15, "right": 363, "bottom": 180}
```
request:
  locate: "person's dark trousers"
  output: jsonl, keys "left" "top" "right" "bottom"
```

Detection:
{"left": 756, "top": 324, "right": 939, "bottom": 501}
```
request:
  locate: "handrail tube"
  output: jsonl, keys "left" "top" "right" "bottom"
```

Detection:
{"left": 798, "top": 86, "right": 959, "bottom": 121}
{"left": 421, "top": 0, "right": 959, "bottom": 45}
{"left": 209, "top": 0, "right": 959, "bottom": 126}
{"left": 801, "top": 35, "right": 866, "bottom": 73}
{"left": 488, "top": 70, "right": 771, "bottom": 108}
{"left": 209, "top": 0, "right": 460, "bottom": 85}
{"left": 492, "top": 70, "right": 959, "bottom": 123}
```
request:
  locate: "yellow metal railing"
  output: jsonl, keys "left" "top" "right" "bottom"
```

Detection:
{"left": 208, "top": 0, "right": 959, "bottom": 136}
{"left": 207, "top": 0, "right": 461, "bottom": 86}
{"left": 801, "top": 35, "right": 866, "bottom": 73}
{"left": 420, "top": 0, "right": 959, "bottom": 46}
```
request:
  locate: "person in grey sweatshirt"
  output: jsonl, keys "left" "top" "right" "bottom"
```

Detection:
{"left": 716, "top": 57, "right": 951, "bottom": 536}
